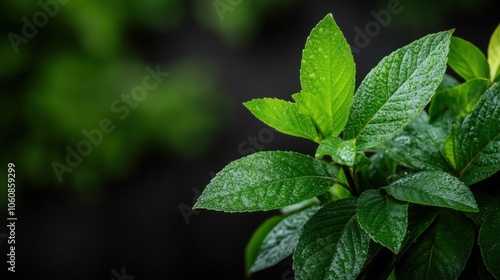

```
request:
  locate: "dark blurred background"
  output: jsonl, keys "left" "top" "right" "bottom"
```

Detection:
{"left": 0, "top": 0, "right": 498, "bottom": 279}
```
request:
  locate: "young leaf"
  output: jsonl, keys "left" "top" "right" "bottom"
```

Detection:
{"left": 429, "top": 78, "right": 489, "bottom": 120}
{"left": 250, "top": 206, "right": 320, "bottom": 273}
{"left": 194, "top": 151, "right": 336, "bottom": 212}
{"left": 448, "top": 36, "right": 490, "bottom": 81}
{"left": 315, "top": 137, "right": 356, "bottom": 166}
{"left": 293, "top": 198, "right": 370, "bottom": 280}
{"left": 465, "top": 192, "right": 500, "bottom": 226}
{"left": 357, "top": 189, "right": 408, "bottom": 254}
{"left": 243, "top": 98, "right": 320, "bottom": 142}
{"left": 296, "top": 13, "right": 355, "bottom": 138}
{"left": 374, "top": 112, "right": 453, "bottom": 173}
{"left": 385, "top": 171, "right": 479, "bottom": 212}
{"left": 245, "top": 215, "right": 284, "bottom": 276}
{"left": 457, "top": 82, "right": 500, "bottom": 185}
{"left": 344, "top": 31, "right": 452, "bottom": 150}
{"left": 488, "top": 24, "right": 500, "bottom": 82}
{"left": 478, "top": 210, "right": 500, "bottom": 279}
{"left": 396, "top": 210, "right": 474, "bottom": 280}
{"left": 330, "top": 168, "right": 352, "bottom": 200}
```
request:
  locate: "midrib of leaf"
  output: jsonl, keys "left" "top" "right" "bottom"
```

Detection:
{"left": 425, "top": 243, "right": 435, "bottom": 280}
{"left": 395, "top": 182, "right": 474, "bottom": 209}
{"left": 354, "top": 38, "right": 440, "bottom": 141}
{"left": 208, "top": 175, "right": 336, "bottom": 199}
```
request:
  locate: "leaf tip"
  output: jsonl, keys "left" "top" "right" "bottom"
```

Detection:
{"left": 192, "top": 198, "right": 205, "bottom": 210}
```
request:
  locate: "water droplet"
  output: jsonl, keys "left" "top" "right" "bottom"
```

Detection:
{"left": 473, "top": 137, "right": 478, "bottom": 141}
{"left": 309, "top": 73, "right": 316, "bottom": 79}
{"left": 319, "top": 28, "right": 324, "bottom": 34}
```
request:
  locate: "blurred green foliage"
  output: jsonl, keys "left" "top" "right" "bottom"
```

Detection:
{"left": 194, "top": 0, "right": 297, "bottom": 47}
{"left": 0, "top": 0, "right": 301, "bottom": 202}
{"left": 376, "top": 0, "right": 493, "bottom": 29}
{"left": 3, "top": 0, "right": 303, "bottom": 202}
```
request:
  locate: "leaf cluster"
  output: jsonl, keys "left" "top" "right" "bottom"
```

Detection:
{"left": 195, "top": 14, "right": 500, "bottom": 279}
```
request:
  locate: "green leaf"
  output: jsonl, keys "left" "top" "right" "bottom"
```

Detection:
{"left": 399, "top": 206, "right": 439, "bottom": 256}
{"left": 344, "top": 31, "right": 452, "bottom": 150}
{"left": 244, "top": 98, "right": 320, "bottom": 142}
{"left": 297, "top": 13, "right": 355, "bottom": 138}
{"left": 315, "top": 137, "right": 356, "bottom": 166}
{"left": 488, "top": 24, "right": 500, "bottom": 82}
{"left": 429, "top": 78, "right": 489, "bottom": 120}
{"left": 250, "top": 206, "right": 320, "bottom": 273}
{"left": 465, "top": 192, "right": 500, "bottom": 226}
{"left": 280, "top": 197, "right": 319, "bottom": 215}
{"left": 396, "top": 210, "right": 474, "bottom": 280}
{"left": 374, "top": 111, "right": 453, "bottom": 173}
{"left": 357, "top": 189, "right": 408, "bottom": 253}
{"left": 294, "top": 198, "right": 370, "bottom": 280}
{"left": 194, "top": 151, "right": 335, "bottom": 212}
{"left": 478, "top": 210, "right": 500, "bottom": 278}
{"left": 385, "top": 171, "right": 479, "bottom": 212}
{"left": 448, "top": 36, "right": 490, "bottom": 81}
{"left": 245, "top": 215, "right": 284, "bottom": 276}
{"left": 457, "top": 82, "right": 500, "bottom": 185}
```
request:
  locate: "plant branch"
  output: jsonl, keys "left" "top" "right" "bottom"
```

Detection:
{"left": 334, "top": 179, "right": 353, "bottom": 192}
